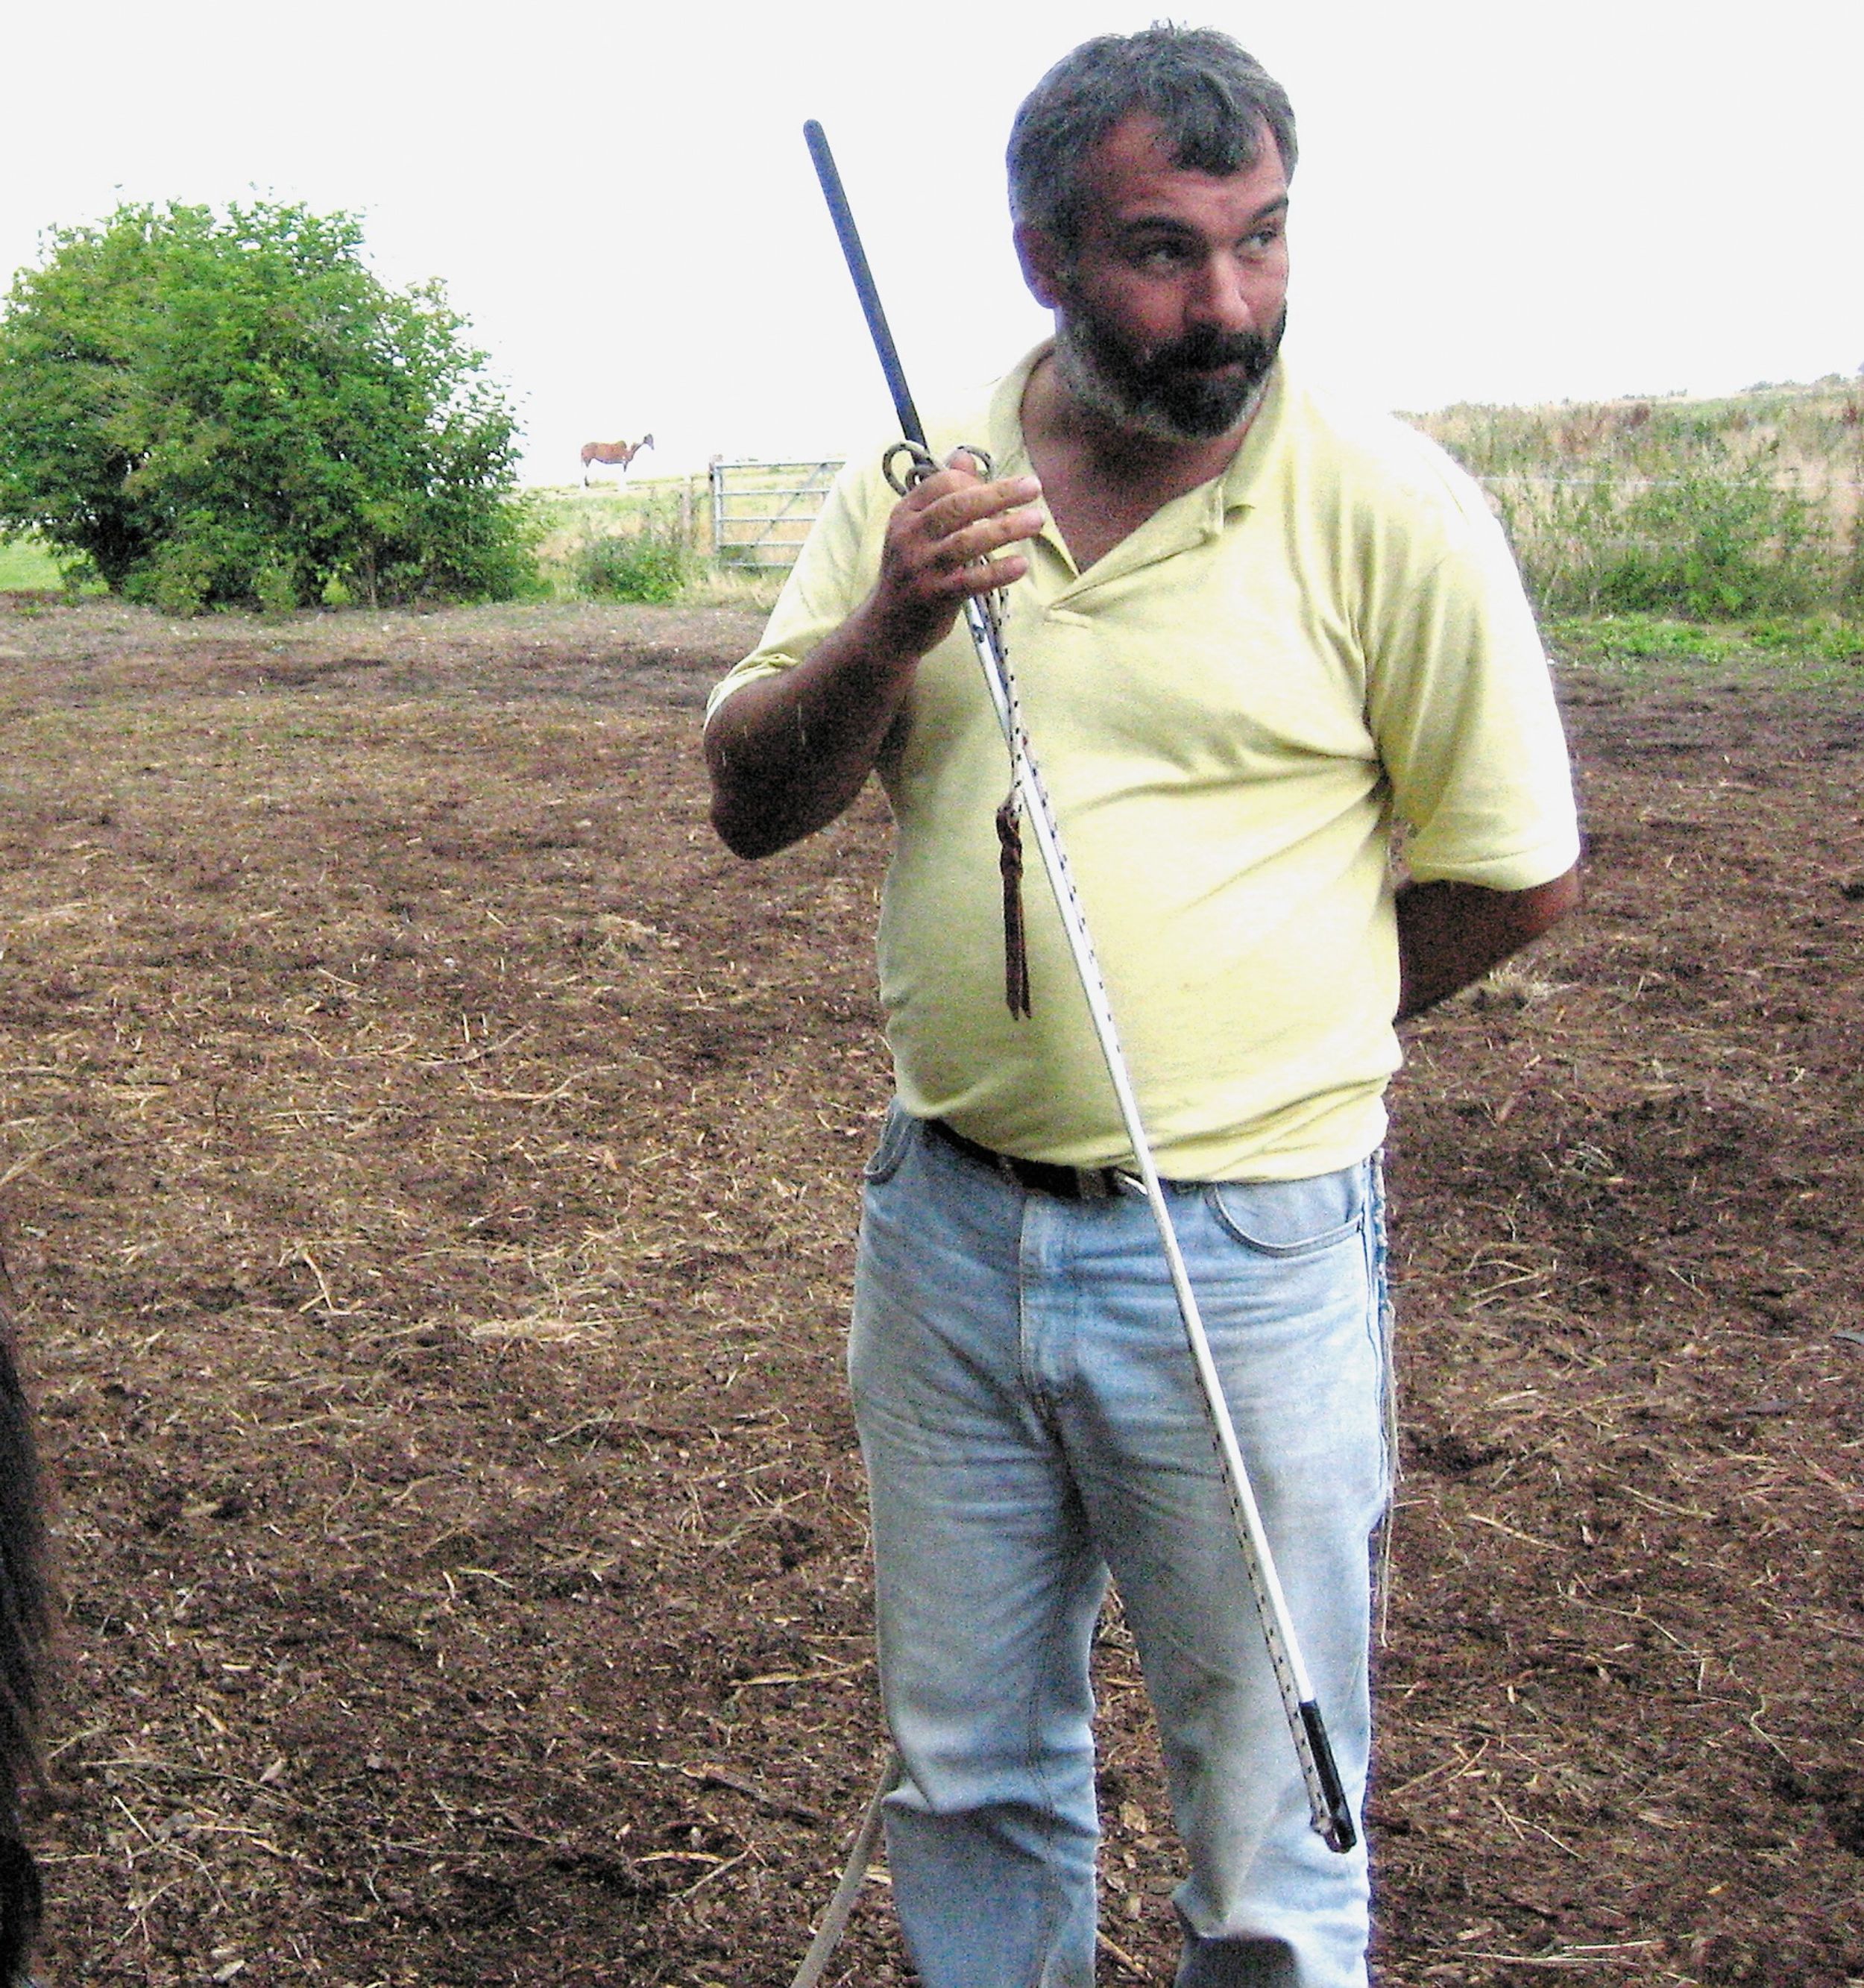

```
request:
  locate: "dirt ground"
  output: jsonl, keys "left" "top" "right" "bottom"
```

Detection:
{"left": 0, "top": 595, "right": 1859, "bottom": 1987}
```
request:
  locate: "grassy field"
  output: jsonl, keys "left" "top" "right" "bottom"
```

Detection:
{"left": 0, "top": 534, "right": 63, "bottom": 591}
{"left": 1547, "top": 608, "right": 1864, "bottom": 679}
{"left": 1411, "top": 375, "right": 1863, "bottom": 620}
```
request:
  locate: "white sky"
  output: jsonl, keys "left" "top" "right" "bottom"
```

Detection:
{"left": 5, "top": 1, "right": 1859, "bottom": 485}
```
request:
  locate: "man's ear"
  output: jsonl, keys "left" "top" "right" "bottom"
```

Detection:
{"left": 1014, "top": 223, "right": 1068, "bottom": 310}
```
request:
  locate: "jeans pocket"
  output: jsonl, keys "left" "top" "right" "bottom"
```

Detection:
{"left": 1205, "top": 1163, "right": 1367, "bottom": 1258}
{"left": 862, "top": 1098, "right": 919, "bottom": 1186}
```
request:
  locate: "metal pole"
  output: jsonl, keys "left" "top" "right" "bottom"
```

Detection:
{"left": 802, "top": 122, "right": 928, "bottom": 450}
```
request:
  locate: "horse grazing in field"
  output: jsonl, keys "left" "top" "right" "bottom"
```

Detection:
{"left": 580, "top": 434, "right": 655, "bottom": 485}
{"left": 0, "top": 1255, "right": 51, "bottom": 1987}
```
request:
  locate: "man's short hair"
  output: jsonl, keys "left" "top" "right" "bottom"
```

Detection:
{"left": 1007, "top": 25, "right": 1297, "bottom": 257}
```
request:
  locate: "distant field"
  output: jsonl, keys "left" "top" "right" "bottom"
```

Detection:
{"left": 1410, "top": 374, "right": 1863, "bottom": 619}
{"left": 1416, "top": 375, "right": 1863, "bottom": 514}
{"left": 0, "top": 535, "right": 63, "bottom": 591}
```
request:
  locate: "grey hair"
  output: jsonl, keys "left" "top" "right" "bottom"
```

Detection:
{"left": 1007, "top": 25, "right": 1297, "bottom": 255}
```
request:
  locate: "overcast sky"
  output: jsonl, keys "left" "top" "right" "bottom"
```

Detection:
{"left": 5, "top": 1, "right": 1859, "bottom": 484}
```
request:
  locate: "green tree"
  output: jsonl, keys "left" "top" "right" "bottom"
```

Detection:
{"left": 0, "top": 200, "right": 536, "bottom": 613}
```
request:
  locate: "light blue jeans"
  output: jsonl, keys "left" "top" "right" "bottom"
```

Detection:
{"left": 848, "top": 1105, "right": 1391, "bottom": 1988}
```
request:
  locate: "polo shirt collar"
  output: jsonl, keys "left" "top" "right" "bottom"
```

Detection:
{"left": 984, "top": 343, "right": 1291, "bottom": 590}
{"left": 1215, "top": 361, "right": 1289, "bottom": 513}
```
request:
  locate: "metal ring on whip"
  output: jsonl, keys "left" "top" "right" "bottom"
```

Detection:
{"left": 881, "top": 441, "right": 1009, "bottom": 658}
{"left": 884, "top": 440, "right": 995, "bottom": 495}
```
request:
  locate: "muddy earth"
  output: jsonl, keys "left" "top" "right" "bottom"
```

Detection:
{"left": 0, "top": 597, "right": 1859, "bottom": 1986}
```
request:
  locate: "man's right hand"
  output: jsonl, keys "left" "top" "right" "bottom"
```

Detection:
{"left": 705, "top": 453, "right": 1045, "bottom": 861}
{"left": 863, "top": 451, "right": 1047, "bottom": 662}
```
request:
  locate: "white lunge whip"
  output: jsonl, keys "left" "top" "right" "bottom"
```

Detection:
{"left": 801, "top": 120, "right": 1358, "bottom": 1859}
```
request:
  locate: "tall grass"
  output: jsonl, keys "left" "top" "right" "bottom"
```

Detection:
{"left": 567, "top": 499, "right": 693, "bottom": 605}
{"left": 527, "top": 479, "right": 787, "bottom": 609}
{"left": 1414, "top": 378, "right": 1864, "bottom": 621}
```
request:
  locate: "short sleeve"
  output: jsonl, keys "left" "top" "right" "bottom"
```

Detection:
{"left": 1361, "top": 464, "right": 1580, "bottom": 891}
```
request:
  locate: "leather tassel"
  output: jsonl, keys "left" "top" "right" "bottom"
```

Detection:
{"left": 996, "top": 793, "right": 1031, "bottom": 1019}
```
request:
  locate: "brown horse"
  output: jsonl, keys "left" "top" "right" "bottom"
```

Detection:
{"left": 579, "top": 435, "right": 654, "bottom": 485}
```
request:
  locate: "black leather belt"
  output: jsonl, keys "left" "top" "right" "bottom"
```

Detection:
{"left": 926, "top": 1117, "right": 1131, "bottom": 1202}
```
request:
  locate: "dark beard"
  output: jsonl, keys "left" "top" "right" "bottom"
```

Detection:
{"left": 1054, "top": 304, "right": 1285, "bottom": 443}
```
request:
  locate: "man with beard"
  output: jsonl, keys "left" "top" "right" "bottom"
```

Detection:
{"left": 705, "top": 25, "right": 1578, "bottom": 1988}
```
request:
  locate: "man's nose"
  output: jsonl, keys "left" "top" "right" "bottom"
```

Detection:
{"left": 1188, "top": 253, "right": 1257, "bottom": 333}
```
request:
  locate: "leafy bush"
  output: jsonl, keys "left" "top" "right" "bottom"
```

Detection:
{"left": 0, "top": 200, "right": 537, "bottom": 612}
{"left": 1590, "top": 447, "right": 1820, "bottom": 619}
{"left": 1486, "top": 438, "right": 1830, "bottom": 620}
{"left": 571, "top": 506, "right": 691, "bottom": 604}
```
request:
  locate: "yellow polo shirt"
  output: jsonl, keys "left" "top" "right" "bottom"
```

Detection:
{"left": 708, "top": 350, "right": 1578, "bottom": 1180}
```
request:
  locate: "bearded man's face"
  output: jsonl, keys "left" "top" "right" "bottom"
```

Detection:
{"left": 1022, "top": 112, "right": 1292, "bottom": 444}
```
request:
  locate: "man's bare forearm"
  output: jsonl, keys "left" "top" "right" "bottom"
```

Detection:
{"left": 704, "top": 605, "right": 918, "bottom": 859}
{"left": 1396, "top": 868, "right": 1579, "bottom": 1020}
{"left": 705, "top": 456, "right": 1047, "bottom": 862}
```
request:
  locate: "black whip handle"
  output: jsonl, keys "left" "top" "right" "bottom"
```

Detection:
{"left": 803, "top": 121, "right": 928, "bottom": 449}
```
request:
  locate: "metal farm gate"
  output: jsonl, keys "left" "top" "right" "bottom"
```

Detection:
{"left": 708, "top": 459, "right": 843, "bottom": 570}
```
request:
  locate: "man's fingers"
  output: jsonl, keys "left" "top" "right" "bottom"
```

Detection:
{"left": 907, "top": 464, "right": 1042, "bottom": 521}
{"left": 871, "top": 461, "right": 1044, "bottom": 652}
{"left": 959, "top": 548, "right": 1031, "bottom": 597}
{"left": 913, "top": 474, "right": 1045, "bottom": 556}
{"left": 929, "top": 505, "right": 1047, "bottom": 573}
